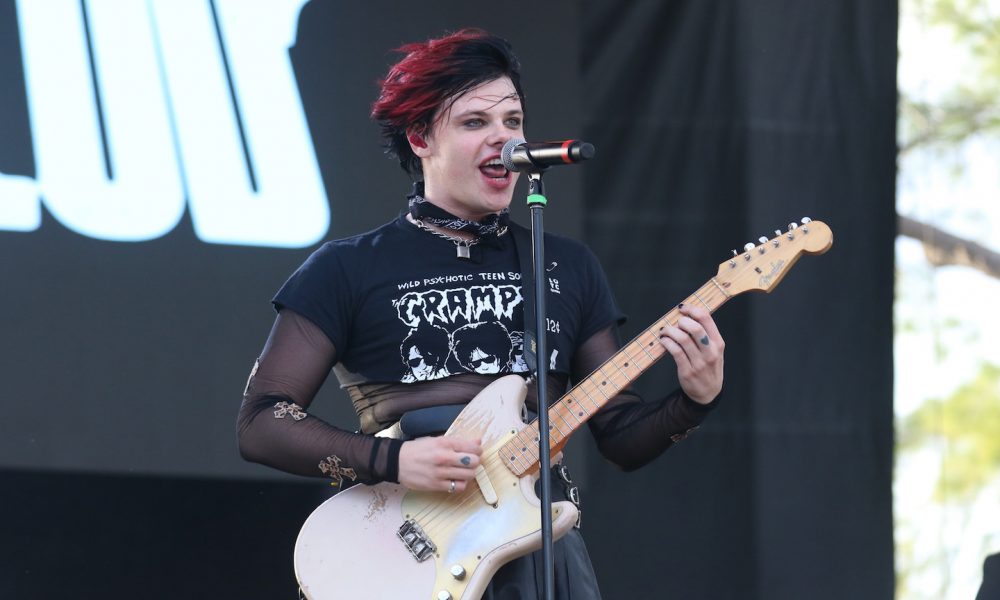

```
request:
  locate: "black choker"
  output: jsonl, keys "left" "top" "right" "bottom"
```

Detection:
{"left": 407, "top": 182, "right": 510, "bottom": 241}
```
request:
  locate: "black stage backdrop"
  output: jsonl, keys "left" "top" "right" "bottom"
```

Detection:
{"left": 0, "top": 1, "right": 896, "bottom": 598}
{"left": 578, "top": 1, "right": 897, "bottom": 598}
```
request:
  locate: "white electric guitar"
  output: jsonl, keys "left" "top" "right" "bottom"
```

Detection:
{"left": 294, "top": 219, "right": 833, "bottom": 600}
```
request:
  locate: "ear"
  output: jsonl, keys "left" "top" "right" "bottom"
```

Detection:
{"left": 406, "top": 127, "right": 431, "bottom": 157}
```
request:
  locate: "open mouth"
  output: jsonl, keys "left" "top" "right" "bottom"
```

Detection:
{"left": 479, "top": 157, "right": 509, "bottom": 180}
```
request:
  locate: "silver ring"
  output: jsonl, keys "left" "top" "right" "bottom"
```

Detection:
{"left": 448, "top": 480, "right": 456, "bottom": 494}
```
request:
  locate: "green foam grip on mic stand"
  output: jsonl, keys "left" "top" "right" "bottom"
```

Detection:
{"left": 527, "top": 193, "right": 548, "bottom": 206}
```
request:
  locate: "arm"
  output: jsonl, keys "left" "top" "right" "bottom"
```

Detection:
{"left": 582, "top": 306, "right": 724, "bottom": 471}
{"left": 237, "top": 309, "right": 402, "bottom": 486}
{"left": 237, "top": 309, "right": 482, "bottom": 491}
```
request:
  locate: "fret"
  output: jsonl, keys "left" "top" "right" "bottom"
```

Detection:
{"left": 556, "top": 403, "right": 583, "bottom": 427}
{"left": 569, "top": 395, "right": 591, "bottom": 416}
{"left": 710, "top": 277, "right": 731, "bottom": 298}
{"left": 691, "top": 290, "right": 712, "bottom": 310}
{"left": 596, "top": 365, "right": 621, "bottom": 391}
{"left": 612, "top": 361, "right": 632, "bottom": 383}
{"left": 574, "top": 388, "right": 601, "bottom": 413}
{"left": 624, "top": 343, "right": 653, "bottom": 371}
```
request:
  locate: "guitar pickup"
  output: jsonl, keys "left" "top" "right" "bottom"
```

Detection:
{"left": 397, "top": 518, "right": 437, "bottom": 562}
{"left": 475, "top": 465, "right": 499, "bottom": 505}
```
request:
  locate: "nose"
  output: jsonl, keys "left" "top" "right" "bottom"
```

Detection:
{"left": 485, "top": 120, "right": 512, "bottom": 147}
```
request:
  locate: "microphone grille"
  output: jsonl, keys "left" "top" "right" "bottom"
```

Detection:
{"left": 501, "top": 138, "right": 525, "bottom": 170}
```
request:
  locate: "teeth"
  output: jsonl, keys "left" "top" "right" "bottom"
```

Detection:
{"left": 482, "top": 158, "right": 503, "bottom": 167}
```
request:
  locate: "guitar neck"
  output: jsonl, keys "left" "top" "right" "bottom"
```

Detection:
{"left": 500, "top": 277, "right": 734, "bottom": 477}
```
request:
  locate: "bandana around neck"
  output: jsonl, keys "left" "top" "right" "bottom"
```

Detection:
{"left": 407, "top": 181, "right": 509, "bottom": 240}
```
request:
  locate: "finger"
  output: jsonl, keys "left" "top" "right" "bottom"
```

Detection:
{"left": 679, "top": 305, "right": 723, "bottom": 346}
{"left": 675, "top": 316, "right": 710, "bottom": 348}
{"left": 453, "top": 452, "right": 481, "bottom": 469}
{"left": 444, "top": 436, "right": 484, "bottom": 456}
{"left": 658, "top": 331, "right": 692, "bottom": 372}
{"left": 441, "top": 467, "right": 478, "bottom": 482}
{"left": 660, "top": 323, "right": 704, "bottom": 368}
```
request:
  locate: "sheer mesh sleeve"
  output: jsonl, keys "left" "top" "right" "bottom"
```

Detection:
{"left": 236, "top": 309, "right": 402, "bottom": 486}
{"left": 578, "top": 326, "right": 719, "bottom": 471}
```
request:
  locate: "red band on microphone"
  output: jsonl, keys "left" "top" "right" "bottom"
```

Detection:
{"left": 560, "top": 140, "right": 574, "bottom": 164}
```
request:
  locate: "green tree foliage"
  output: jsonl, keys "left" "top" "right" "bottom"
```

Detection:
{"left": 899, "top": 362, "right": 1000, "bottom": 502}
{"left": 900, "top": 0, "right": 1000, "bottom": 154}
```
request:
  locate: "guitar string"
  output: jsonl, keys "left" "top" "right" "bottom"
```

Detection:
{"left": 408, "top": 284, "right": 730, "bottom": 531}
{"left": 412, "top": 290, "right": 726, "bottom": 528}
{"left": 414, "top": 240, "right": 817, "bottom": 528}
{"left": 412, "top": 357, "right": 645, "bottom": 530}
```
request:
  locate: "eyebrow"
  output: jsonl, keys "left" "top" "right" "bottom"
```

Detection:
{"left": 453, "top": 108, "right": 524, "bottom": 120}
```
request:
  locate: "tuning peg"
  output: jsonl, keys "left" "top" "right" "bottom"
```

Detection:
{"left": 786, "top": 222, "right": 797, "bottom": 240}
{"left": 800, "top": 217, "right": 811, "bottom": 233}
{"left": 788, "top": 222, "right": 798, "bottom": 230}
{"left": 744, "top": 242, "right": 755, "bottom": 252}
{"left": 729, "top": 250, "right": 738, "bottom": 268}
{"left": 758, "top": 236, "right": 768, "bottom": 244}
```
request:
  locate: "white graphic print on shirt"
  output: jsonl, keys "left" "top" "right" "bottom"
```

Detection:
{"left": 392, "top": 283, "right": 530, "bottom": 382}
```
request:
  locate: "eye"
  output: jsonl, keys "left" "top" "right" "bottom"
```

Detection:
{"left": 505, "top": 117, "right": 523, "bottom": 128}
{"left": 463, "top": 118, "right": 485, "bottom": 128}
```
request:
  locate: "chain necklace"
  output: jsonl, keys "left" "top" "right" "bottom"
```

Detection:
{"left": 409, "top": 216, "right": 481, "bottom": 259}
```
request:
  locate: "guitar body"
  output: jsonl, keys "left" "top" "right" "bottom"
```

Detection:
{"left": 294, "top": 375, "right": 579, "bottom": 600}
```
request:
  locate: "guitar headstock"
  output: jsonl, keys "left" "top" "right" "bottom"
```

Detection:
{"left": 715, "top": 218, "right": 833, "bottom": 295}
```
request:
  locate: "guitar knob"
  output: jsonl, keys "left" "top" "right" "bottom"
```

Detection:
{"left": 450, "top": 564, "right": 467, "bottom": 580}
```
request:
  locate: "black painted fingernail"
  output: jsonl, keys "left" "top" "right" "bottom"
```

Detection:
{"left": 461, "top": 456, "right": 471, "bottom": 466}
{"left": 678, "top": 303, "right": 685, "bottom": 308}
{"left": 700, "top": 336, "right": 710, "bottom": 346}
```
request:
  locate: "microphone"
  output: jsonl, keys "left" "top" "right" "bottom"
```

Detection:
{"left": 501, "top": 138, "right": 596, "bottom": 172}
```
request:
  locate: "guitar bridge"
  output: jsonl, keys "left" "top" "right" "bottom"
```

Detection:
{"left": 397, "top": 518, "right": 437, "bottom": 562}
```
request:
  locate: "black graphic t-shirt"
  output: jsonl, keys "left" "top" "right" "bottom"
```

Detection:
{"left": 273, "top": 214, "right": 624, "bottom": 387}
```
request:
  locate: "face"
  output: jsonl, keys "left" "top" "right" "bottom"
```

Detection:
{"left": 412, "top": 77, "right": 524, "bottom": 221}
{"left": 406, "top": 345, "right": 432, "bottom": 380}
{"left": 467, "top": 347, "right": 501, "bottom": 374}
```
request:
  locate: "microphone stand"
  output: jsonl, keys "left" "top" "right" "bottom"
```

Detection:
{"left": 525, "top": 171, "right": 555, "bottom": 600}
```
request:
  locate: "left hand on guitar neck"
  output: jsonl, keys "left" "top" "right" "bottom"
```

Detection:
{"left": 658, "top": 305, "right": 725, "bottom": 405}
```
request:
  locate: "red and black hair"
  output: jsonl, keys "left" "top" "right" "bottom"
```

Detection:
{"left": 371, "top": 29, "right": 525, "bottom": 176}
